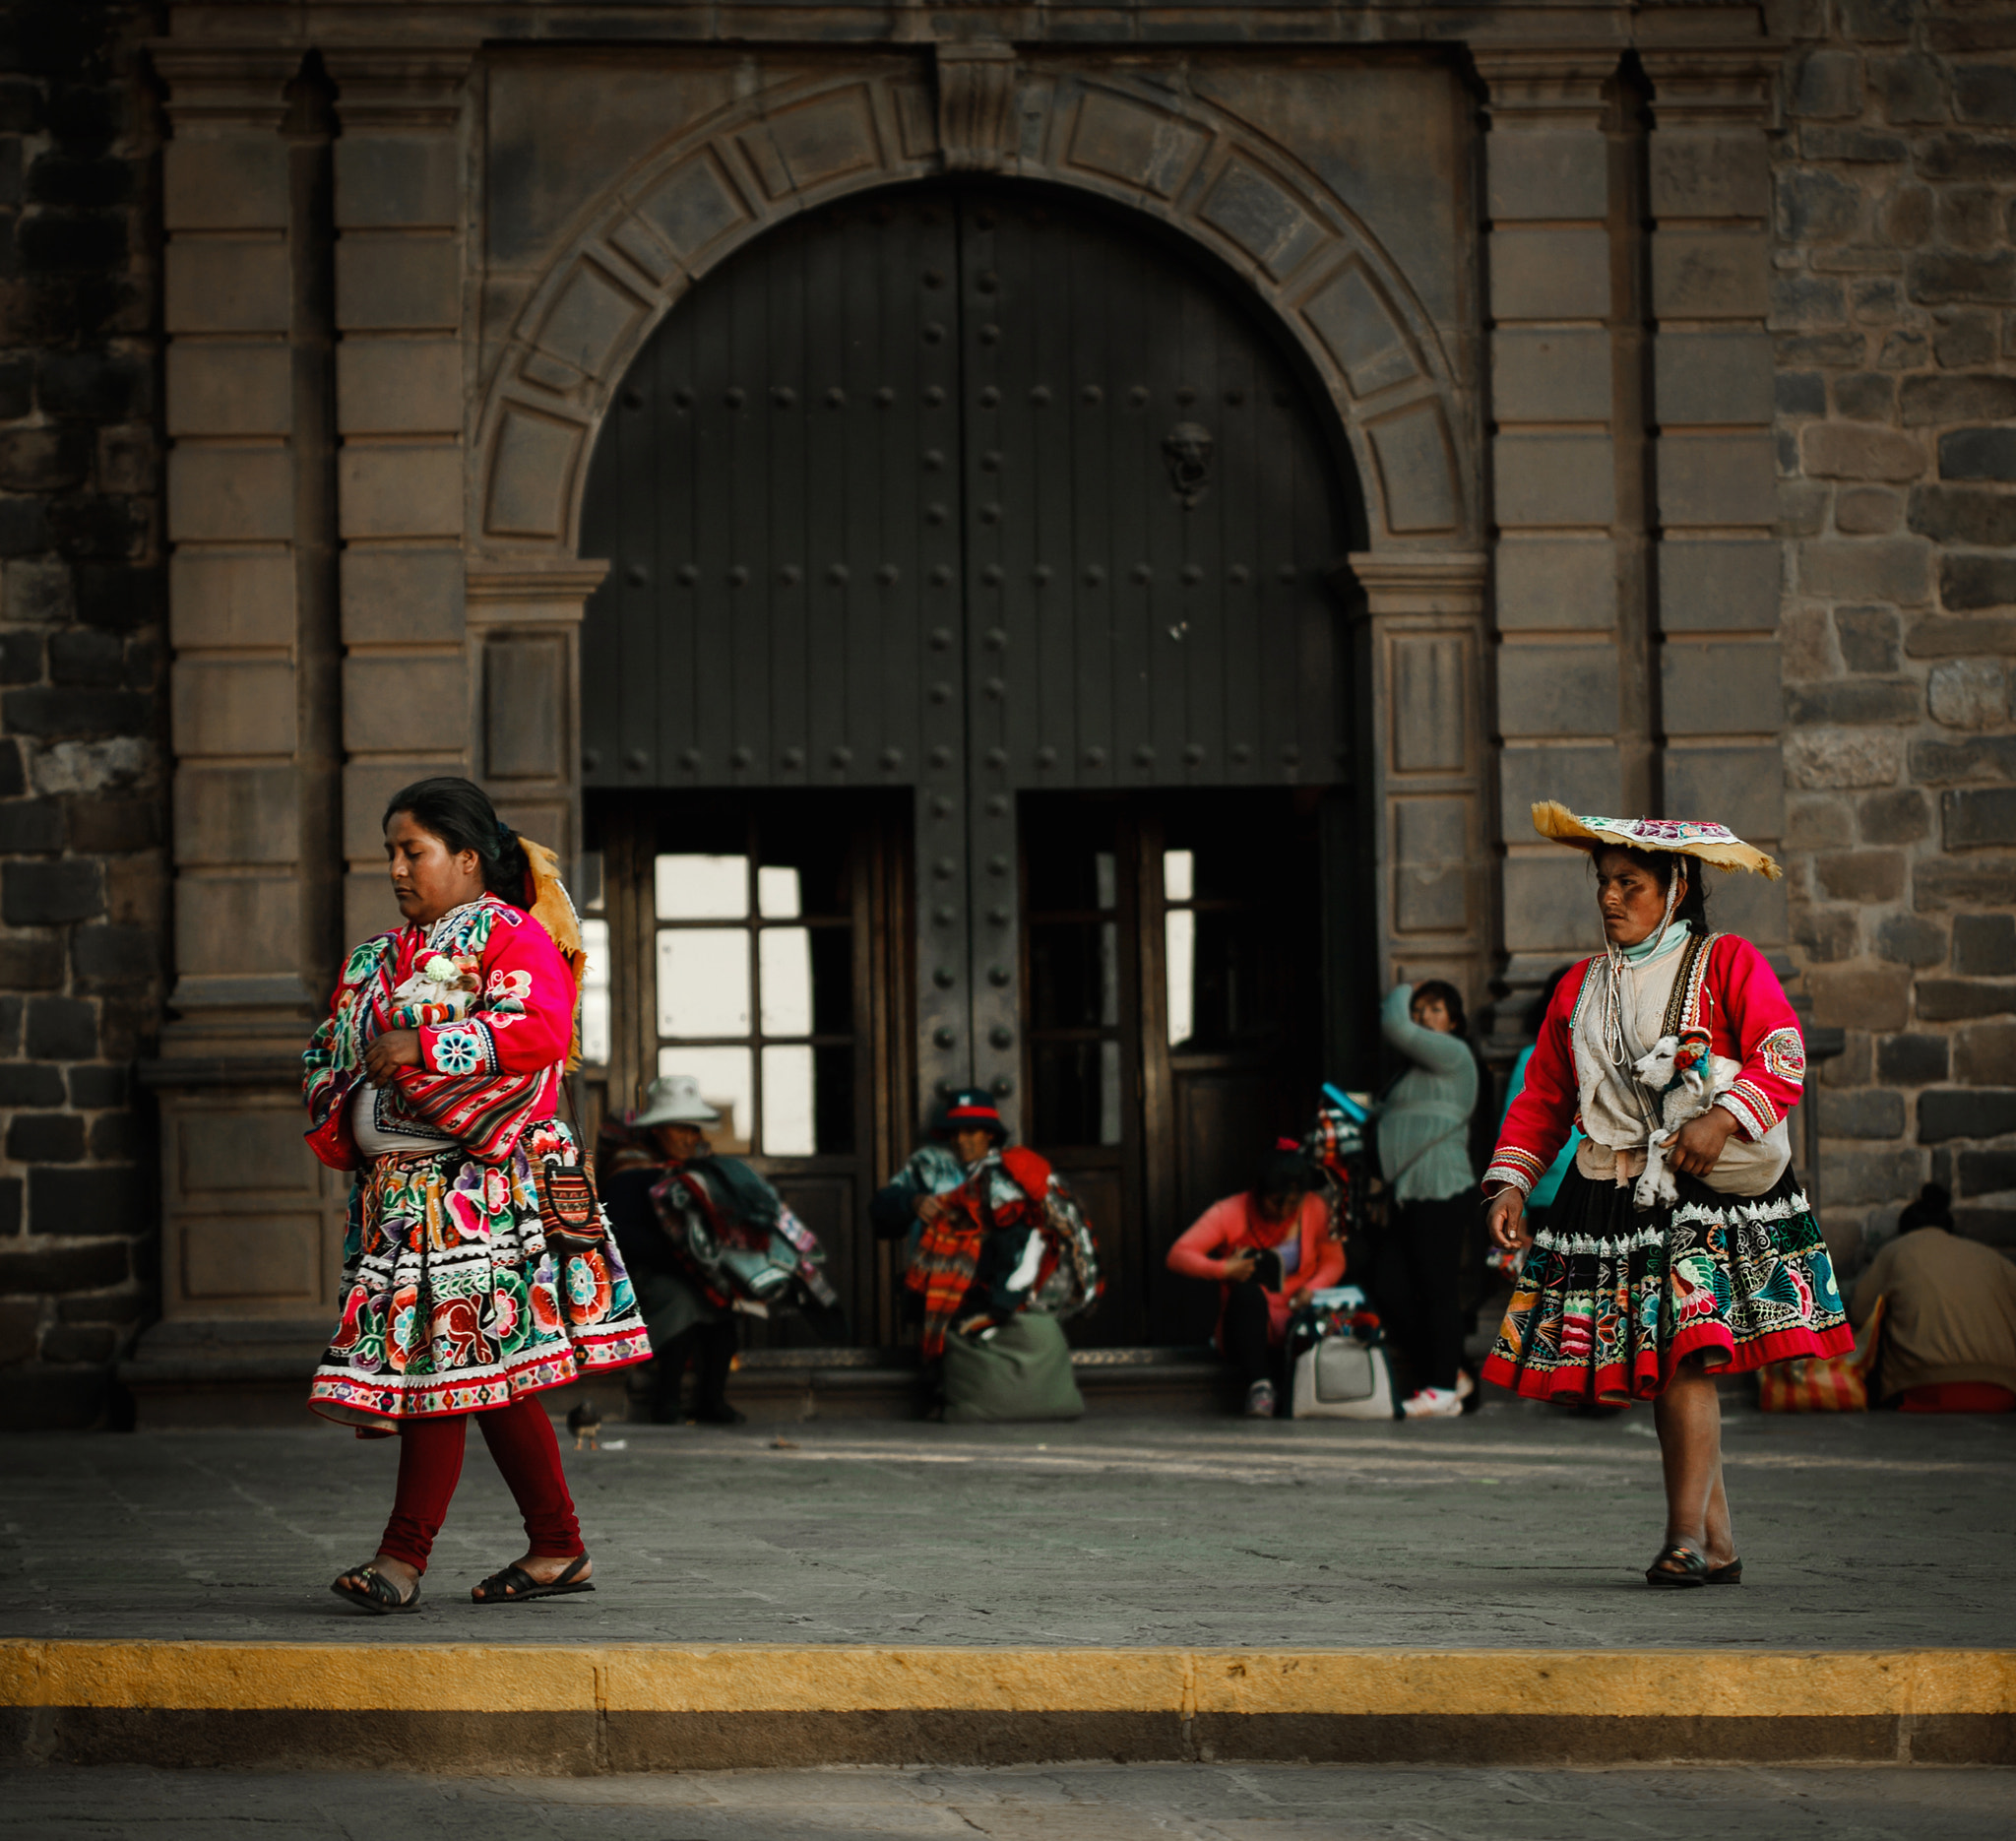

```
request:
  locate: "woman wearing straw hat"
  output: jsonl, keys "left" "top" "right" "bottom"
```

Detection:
{"left": 1483, "top": 803, "right": 1852, "bottom": 1587}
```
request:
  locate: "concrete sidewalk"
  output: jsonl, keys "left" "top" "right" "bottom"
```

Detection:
{"left": 6, "top": 1405, "right": 2011, "bottom": 1650}
{"left": 3, "top": 1405, "right": 2012, "bottom": 1771}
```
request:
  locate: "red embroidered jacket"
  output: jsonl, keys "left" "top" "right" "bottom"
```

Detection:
{"left": 302, "top": 894, "right": 575, "bottom": 1173}
{"left": 1484, "top": 932, "right": 1806, "bottom": 1196}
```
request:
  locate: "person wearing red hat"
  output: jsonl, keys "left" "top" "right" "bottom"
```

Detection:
{"left": 1482, "top": 804, "right": 1852, "bottom": 1589}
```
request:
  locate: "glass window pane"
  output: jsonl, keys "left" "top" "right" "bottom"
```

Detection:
{"left": 760, "top": 1044, "right": 856, "bottom": 1157}
{"left": 1031, "top": 1042, "right": 1120, "bottom": 1148}
{"left": 809, "top": 926, "right": 854, "bottom": 1036}
{"left": 762, "top": 1044, "right": 814, "bottom": 1157}
{"left": 1163, "top": 848, "right": 1194, "bottom": 904}
{"left": 1166, "top": 908, "right": 1196, "bottom": 1047}
{"left": 758, "top": 808, "right": 849, "bottom": 918}
{"left": 655, "top": 854, "right": 748, "bottom": 920}
{"left": 757, "top": 865, "right": 801, "bottom": 919}
{"left": 759, "top": 927, "right": 812, "bottom": 1037}
{"left": 579, "top": 918, "right": 611, "bottom": 1066}
{"left": 657, "top": 1046, "right": 753, "bottom": 1153}
{"left": 1029, "top": 921, "right": 1117, "bottom": 1032}
{"left": 1024, "top": 803, "right": 1118, "bottom": 914}
{"left": 657, "top": 928, "right": 750, "bottom": 1037}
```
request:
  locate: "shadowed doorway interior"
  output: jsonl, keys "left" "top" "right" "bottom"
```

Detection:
{"left": 579, "top": 180, "right": 1365, "bottom": 1353}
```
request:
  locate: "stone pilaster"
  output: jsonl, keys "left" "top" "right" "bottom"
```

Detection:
{"left": 324, "top": 50, "right": 474, "bottom": 946}
{"left": 1643, "top": 48, "right": 1788, "bottom": 951}
{"left": 140, "top": 51, "right": 348, "bottom": 1379}
{"left": 1347, "top": 551, "right": 1492, "bottom": 1021}
{"left": 1475, "top": 50, "right": 1636, "bottom": 1013}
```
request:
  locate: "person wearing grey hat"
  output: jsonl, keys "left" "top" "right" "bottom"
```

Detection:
{"left": 599, "top": 1076, "right": 743, "bottom": 1424}
{"left": 600, "top": 1075, "right": 843, "bottom": 1424}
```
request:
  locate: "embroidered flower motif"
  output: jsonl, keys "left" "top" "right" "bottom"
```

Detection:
{"left": 486, "top": 968, "right": 534, "bottom": 1003}
{"left": 421, "top": 954, "right": 461, "bottom": 985}
{"left": 1757, "top": 1026, "right": 1806, "bottom": 1083}
{"left": 430, "top": 1024, "right": 487, "bottom": 1075}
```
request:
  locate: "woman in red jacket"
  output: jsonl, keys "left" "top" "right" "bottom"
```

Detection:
{"left": 1484, "top": 804, "right": 1851, "bottom": 1587}
{"left": 1167, "top": 1145, "right": 1346, "bottom": 1419}
{"left": 304, "top": 778, "right": 650, "bottom": 1614}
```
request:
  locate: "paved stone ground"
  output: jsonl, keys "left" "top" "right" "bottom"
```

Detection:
{"left": 5, "top": 1403, "right": 2011, "bottom": 1649}
{"left": 2, "top": 1762, "right": 2011, "bottom": 1839}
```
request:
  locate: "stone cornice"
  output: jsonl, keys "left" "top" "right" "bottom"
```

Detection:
{"left": 1472, "top": 47, "right": 1620, "bottom": 128}
{"left": 321, "top": 46, "right": 475, "bottom": 128}
{"left": 149, "top": 46, "right": 300, "bottom": 129}
{"left": 1641, "top": 45, "right": 1784, "bottom": 127}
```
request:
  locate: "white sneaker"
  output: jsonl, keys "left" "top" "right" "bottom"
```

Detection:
{"left": 1401, "top": 1386, "right": 1462, "bottom": 1420}
{"left": 1243, "top": 1379, "right": 1278, "bottom": 1420}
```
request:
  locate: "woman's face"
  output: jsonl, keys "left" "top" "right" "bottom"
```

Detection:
{"left": 1256, "top": 1189, "right": 1304, "bottom": 1224}
{"left": 653, "top": 1121, "right": 706, "bottom": 1162}
{"left": 1595, "top": 849, "right": 1682, "bottom": 948}
{"left": 952, "top": 1126, "right": 996, "bottom": 1167}
{"left": 1411, "top": 993, "right": 1456, "bottom": 1035}
{"left": 385, "top": 809, "right": 485, "bottom": 928}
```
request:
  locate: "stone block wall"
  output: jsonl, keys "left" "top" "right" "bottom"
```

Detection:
{"left": 0, "top": 4, "right": 165, "bottom": 1427}
{"left": 1772, "top": 0, "right": 2016, "bottom": 1266}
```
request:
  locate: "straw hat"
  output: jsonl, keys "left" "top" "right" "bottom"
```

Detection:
{"left": 1530, "top": 800, "right": 1781, "bottom": 879}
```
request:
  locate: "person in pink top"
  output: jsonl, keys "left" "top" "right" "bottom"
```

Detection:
{"left": 1166, "top": 1145, "right": 1347, "bottom": 1419}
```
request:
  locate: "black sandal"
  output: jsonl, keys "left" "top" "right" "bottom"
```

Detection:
{"left": 1705, "top": 1557, "right": 1742, "bottom": 1585}
{"left": 330, "top": 1564, "right": 421, "bottom": 1615}
{"left": 1645, "top": 1544, "right": 1710, "bottom": 1589}
{"left": 472, "top": 1553, "right": 595, "bottom": 1604}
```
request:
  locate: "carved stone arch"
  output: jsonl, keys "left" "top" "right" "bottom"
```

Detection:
{"left": 471, "top": 61, "right": 1474, "bottom": 558}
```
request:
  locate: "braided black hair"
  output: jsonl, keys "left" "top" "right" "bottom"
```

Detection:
{"left": 383, "top": 776, "right": 532, "bottom": 908}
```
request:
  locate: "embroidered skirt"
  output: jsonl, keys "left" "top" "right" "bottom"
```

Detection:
{"left": 1481, "top": 1164, "right": 1851, "bottom": 1405}
{"left": 308, "top": 1119, "right": 652, "bottom": 1431}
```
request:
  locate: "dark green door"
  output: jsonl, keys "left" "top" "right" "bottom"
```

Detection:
{"left": 581, "top": 181, "right": 1359, "bottom": 1345}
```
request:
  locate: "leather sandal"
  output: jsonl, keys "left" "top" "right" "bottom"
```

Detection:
{"left": 330, "top": 1564, "right": 421, "bottom": 1615}
{"left": 1705, "top": 1557, "right": 1742, "bottom": 1585}
{"left": 472, "top": 1553, "right": 595, "bottom": 1604}
{"left": 1645, "top": 1544, "right": 1710, "bottom": 1588}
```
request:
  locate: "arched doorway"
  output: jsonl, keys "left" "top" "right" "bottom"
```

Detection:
{"left": 579, "top": 181, "right": 1367, "bottom": 1350}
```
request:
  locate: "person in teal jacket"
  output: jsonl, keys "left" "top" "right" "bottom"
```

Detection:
{"left": 1375, "top": 980, "right": 1480, "bottom": 1420}
{"left": 1501, "top": 966, "right": 1584, "bottom": 1222}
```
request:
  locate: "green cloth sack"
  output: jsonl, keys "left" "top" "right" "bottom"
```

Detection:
{"left": 943, "top": 1312, "right": 1085, "bottom": 1424}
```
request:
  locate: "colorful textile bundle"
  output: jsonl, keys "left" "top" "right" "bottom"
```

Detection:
{"left": 905, "top": 1147, "right": 1102, "bottom": 1356}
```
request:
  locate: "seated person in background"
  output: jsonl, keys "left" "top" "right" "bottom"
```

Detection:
{"left": 1853, "top": 1183, "right": 2016, "bottom": 1414}
{"left": 1166, "top": 1144, "right": 1346, "bottom": 1420}
{"left": 870, "top": 1091, "right": 1002, "bottom": 1267}
{"left": 600, "top": 1074, "right": 840, "bottom": 1425}
{"left": 891, "top": 1089, "right": 1102, "bottom": 1361}
{"left": 1499, "top": 965, "right": 1584, "bottom": 1241}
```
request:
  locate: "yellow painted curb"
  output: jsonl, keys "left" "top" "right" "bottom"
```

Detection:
{"left": 3, "top": 1642, "right": 2011, "bottom": 1719}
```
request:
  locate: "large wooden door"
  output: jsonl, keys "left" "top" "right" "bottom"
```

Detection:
{"left": 580, "top": 181, "right": 1359, "bottom": 1348}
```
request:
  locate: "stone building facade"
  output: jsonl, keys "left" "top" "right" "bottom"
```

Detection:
{"left": 0, "top": 0, "right": 2006, "bottom": 1424}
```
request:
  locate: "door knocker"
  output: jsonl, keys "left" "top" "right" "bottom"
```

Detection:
{"left": 1162, "top": 421, "right": 1215, "bottom": 509}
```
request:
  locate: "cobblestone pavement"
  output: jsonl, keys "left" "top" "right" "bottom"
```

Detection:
{"left": 5, "top": 1405, "right": 2011, "bottom": 1649}
{"left": 3, "top": 1762, "right": 2011, "bottom": 1840}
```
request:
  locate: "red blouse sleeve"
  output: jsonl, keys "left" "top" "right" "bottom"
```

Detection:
{"left": 415, "top": 906, "right": 574, "bottom": 1079}
{"left": 1484, "top": 961, "right": 1590, "bottom": 1194}
{"left": 1166, "top": 1195, "right": 1243, "bottom": 1279}
{"left": 1704, "top": 935, "right": 1806, "bottom": 1142}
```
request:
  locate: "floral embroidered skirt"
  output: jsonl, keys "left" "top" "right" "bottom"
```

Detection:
{"left": 1480, "top": 1165, "right": 1852, "bottom": 1406}
{"left": 308, "top": 1120, "right": 652, "bottom": 1431}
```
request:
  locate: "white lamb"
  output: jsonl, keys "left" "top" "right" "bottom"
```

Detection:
{"left": 1630, "top": 1025, "right": 1718, "bottom": 1208}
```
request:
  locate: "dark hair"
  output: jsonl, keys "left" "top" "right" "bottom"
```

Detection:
{"left": 1589, "top": 843, "right": 1711, "bottom": 935}
{"left": 383, "top": 776, "right": 531, "bottom": 908}
{"left": 1526, "top": 964, "right": 1577, "bottom": 1038}
{"left": 1897, "top": 1181, "right": 1952, "bottom": 1235}
{"left": 1253, "top": 1146, "right": 1318, "bottom": 1202}
{"left": 1411, "top": 979, "right": 1469, "bottom": 1041}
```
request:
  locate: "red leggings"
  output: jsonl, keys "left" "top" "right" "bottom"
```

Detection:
{"left": 377, "top": 1394, "right": 583, "bottom": 1573}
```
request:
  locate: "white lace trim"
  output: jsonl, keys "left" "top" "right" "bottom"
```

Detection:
{"left": 1671, "top": 1189, "right": 1811, "bottom": 1229}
